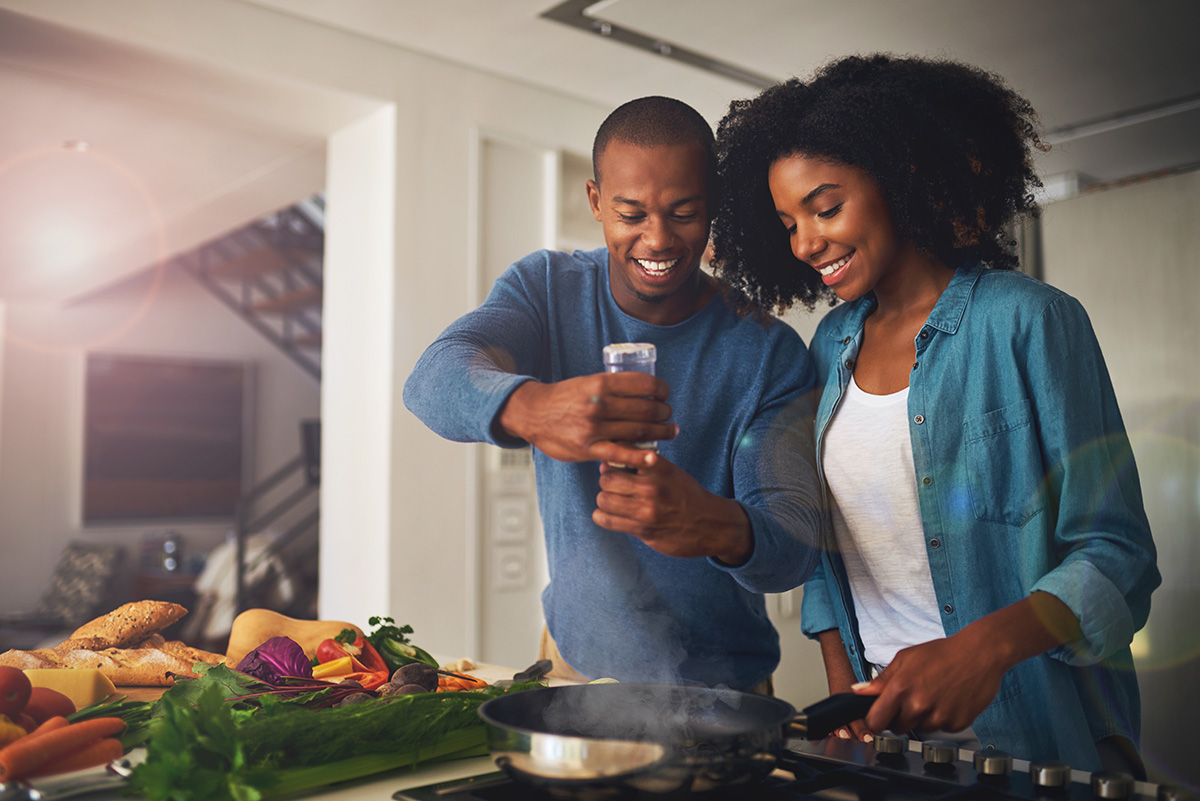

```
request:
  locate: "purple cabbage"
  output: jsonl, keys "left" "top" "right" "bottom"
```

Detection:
{"left": 236, "top": 636, "right": 314, "bottom": 684}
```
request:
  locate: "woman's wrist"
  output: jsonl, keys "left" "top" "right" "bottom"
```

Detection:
{"left": 959, "top": 591, "right": 1081, "bottom": 673}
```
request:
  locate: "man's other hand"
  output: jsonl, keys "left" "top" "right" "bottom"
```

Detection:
{"left": 498, "top": 372, "right": 676, "bottom": 465}
{"left": 594, "top": 455, "right": 752, "bottom": 565}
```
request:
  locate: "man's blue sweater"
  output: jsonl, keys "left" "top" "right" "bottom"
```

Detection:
{"left": 404, "top": 248, "right": 824, "bottom": 690}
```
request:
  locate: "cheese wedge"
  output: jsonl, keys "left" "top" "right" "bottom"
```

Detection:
{"left": 23, "top": 668, "right": 117, "bottom": 709}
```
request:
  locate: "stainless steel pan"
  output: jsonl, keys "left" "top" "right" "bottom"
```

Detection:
{"left": 478, "top": 683, "right": 875, "bottom": 798}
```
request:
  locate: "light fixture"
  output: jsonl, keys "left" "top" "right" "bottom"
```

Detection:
{"left": 540, "top": 0, "right": 775, "bottom": 89}
{"left": 63, "top": 139, "right": 90, "bottom": 152}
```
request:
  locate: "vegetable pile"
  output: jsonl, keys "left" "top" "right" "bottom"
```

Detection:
{"left": 130, "top": 669, "right": 525, "bottom": 800}
{"left": 1, "top": 615, "right": 543, "bottom": 799}
{"left": 122, "top": 616, "right": 539, "bottom": 801}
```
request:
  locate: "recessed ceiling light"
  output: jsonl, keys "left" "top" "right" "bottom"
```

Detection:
{"left": 63, "top": 139, "right": 90, "bottom": 152}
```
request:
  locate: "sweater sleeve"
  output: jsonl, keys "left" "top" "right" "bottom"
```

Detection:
{"left": 1024, "top": 294, "right": 1159, "bottom": 664}
{"left": 710, "top": 327, "right": 826, "bottom": 593}
{"left": 403, "top": 253, "right": 549, "bottom": 447}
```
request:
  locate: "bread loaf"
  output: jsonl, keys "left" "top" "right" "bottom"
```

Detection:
{"left": 0, "top": 641, "right": 227, "bottom": 686}
{"left": 0, "top": 600, "right": 225, "bottom": 686}
{"left": 67, "top": 600, "right": 188, "bottom": 649}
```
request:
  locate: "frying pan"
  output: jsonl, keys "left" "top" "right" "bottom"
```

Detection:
{"left": 478, "top": 683, "right": 876, "bottom": 798}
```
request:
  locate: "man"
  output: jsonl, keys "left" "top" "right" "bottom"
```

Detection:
{"left": 403, "top": 97, "right": 823, "bottom": 691}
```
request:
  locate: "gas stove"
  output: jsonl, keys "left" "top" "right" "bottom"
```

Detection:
{"left": 393, "top": 734, "right": 1192, "bottom": 801}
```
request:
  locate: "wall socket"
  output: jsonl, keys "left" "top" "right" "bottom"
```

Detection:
{"left": 491, "top": 543, "right": 528, "bottom": 592}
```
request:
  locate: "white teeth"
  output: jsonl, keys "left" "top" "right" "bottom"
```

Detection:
{"left": 636, "top": 258, "right": 678, "bottom": 275}
{"left": 819, "top": 253, "right": 852, "bottom": 276}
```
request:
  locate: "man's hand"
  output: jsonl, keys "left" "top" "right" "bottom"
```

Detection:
{"left": 498, "top": 372, "right": 677, "bottom": 467}
{"left": 593, "top": 455, "right": 752, "bottom": 564}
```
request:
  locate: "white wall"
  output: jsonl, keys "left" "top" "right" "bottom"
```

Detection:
{"left": 319, "top": 105, "right": 397, "bottom": 626}
{"left": 1040, "top": 169, "right": 1200, "bottom": 787}
{"left": 0, "top": 265, "right": 320, "bottom": 614}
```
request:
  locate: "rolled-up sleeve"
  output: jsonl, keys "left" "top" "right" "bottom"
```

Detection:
{"left": 798, "top": 558, "right": 840, "bottom": 637}
{"left": 1025, "top": 295, "right": 1159, "bottom": 664}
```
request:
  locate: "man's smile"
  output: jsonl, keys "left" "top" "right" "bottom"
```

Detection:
{"left": 636, "top": 258, "right": 680, "bottom": 277}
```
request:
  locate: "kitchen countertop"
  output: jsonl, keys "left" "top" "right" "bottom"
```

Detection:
{"left": 24, "top": 662, "right": 575, "bottom": 801}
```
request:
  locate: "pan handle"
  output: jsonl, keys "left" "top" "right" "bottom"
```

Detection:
{"left": 792, "top": 692, "right": 877, "bottom": 740}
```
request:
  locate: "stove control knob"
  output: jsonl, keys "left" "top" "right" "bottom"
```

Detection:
{"left": 1159, "top": 784, "right": 1199, "bottom": 801}
{"left": 874, "top": 732, "right": 909, "bottom": 755}
{"left": 1091, "top": 771, "right": 1135, "bottom": 800}
{"left": 921, "top": 740, "right": 958, "bottom": 765}
{"left": 1031, "top": 760, "right": 1072, "bottom": 789}
{"left": 974, "top": 749, "right": 1013, "bottom": 776}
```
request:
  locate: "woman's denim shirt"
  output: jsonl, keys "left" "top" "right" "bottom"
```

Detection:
{"left": 799, "top": 263, "right": 1160, "bottom": 769}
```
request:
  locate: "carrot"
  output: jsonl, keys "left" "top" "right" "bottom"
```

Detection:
{"left": 437, "top": 673, "right": 484, "bottom": 692}
{"left": 20, "top": 715, "right": 70, "bottom": 742}
{"left": 25, "top": 737, "right": 124, "bottom": 779}
{"left": 0, "top": 717, "right": 125, "bottom": 781}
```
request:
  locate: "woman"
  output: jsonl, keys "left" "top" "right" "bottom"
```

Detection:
{"left": 711, "top": 54, "right": 1158, "bottom": 774}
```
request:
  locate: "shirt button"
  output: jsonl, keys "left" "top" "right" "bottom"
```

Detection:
{"left": 843, "top": 336, "right": 851, "bottom": 345}
{"left": 922, "top": 476, "right": 932, "bottom": 486}
{"left": 845, "top": 358, "right": 855, "bottom": 369}
{"left": 920, "top": 331, "right": 929, "bottom": 339}
{"left": 914, "top": 414, "right": 925, "bottom": 424}
{"left": 929, "top": 538, "right": 940, "bottom": 548}
{"left": 943, "top": 604, "right": 954, "bottom": 614}
{"left": 912, "top": 362, "right": 919, "bottom": 371}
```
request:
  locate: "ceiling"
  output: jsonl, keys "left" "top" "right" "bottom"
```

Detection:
{"left": 2, "top": 0, "right": 1198, "bottom": 304}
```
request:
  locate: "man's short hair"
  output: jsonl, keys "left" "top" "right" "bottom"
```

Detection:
{"left": 592, "top": 96, "right": 716, "bottom": 184}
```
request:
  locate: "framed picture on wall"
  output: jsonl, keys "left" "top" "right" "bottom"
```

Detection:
{"left": 82, "top": 352, "right": 254, "bottom": 524}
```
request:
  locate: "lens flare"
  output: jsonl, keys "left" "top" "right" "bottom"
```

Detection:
{"left": 0, "top": 145, "right": 167, "bottom": 354}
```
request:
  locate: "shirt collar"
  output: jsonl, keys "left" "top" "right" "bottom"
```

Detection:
{"left": 824, "top": 261, "right": 985, "bottom": 341}
{"left": 923, "top": 261, "right": 984, "bottom": 334}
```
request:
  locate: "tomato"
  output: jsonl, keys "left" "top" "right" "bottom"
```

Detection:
{"left": 0, "top": 666, "right": 31, "bottom": 718}
{"left": 23, "top": 687, "right": 75, "bottom": 724}
{"left": 316, "top": 638, "right": 350, "bottom": 665}
{"left": 14, "top": 711, "right": 36, "bottom": 734}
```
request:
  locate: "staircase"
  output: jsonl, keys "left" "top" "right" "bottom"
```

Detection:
{"left": 177, "top": 195, "right": 325, "bottom": 381}
{"left": 174, "top": 196, "right": 325, "bottom": 619}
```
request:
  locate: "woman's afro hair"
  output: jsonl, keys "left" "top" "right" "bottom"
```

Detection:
{"left": 710, "top": 53, "right": 1047, "bottom": 316}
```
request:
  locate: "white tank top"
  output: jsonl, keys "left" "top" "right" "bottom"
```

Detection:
{"left": 822, "top": 374, "right": 945, "bottom": 668}
{"left": 824, "top": 376, "right": 981, "bottom": 748}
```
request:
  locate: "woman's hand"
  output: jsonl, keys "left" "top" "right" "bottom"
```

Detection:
{"left": 852, "top": 591, "right": 1082, "bottom": 735}
{"left": 852, "top": 631, "right": 1006, "bottom": 735}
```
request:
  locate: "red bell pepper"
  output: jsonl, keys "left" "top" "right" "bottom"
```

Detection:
{"left": 354, "top": 637, "right": 390, "bottom": 676}
{"left": 314, "top": 636, "right": 390, "bottom": 691}
{"left": 339, "top": 670, "right": 388, "bottom": 691}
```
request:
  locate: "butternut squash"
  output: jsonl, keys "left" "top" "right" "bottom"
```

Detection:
{"left": 226, "top": 609, "right": 364, "bottom": 665}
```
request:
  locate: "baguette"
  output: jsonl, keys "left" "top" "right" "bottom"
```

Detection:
{"left": 65, "top": 600, "right": 188, "bottom": 650}
{"left": 0, "top": 641, "right": 227, "bottom": 686}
